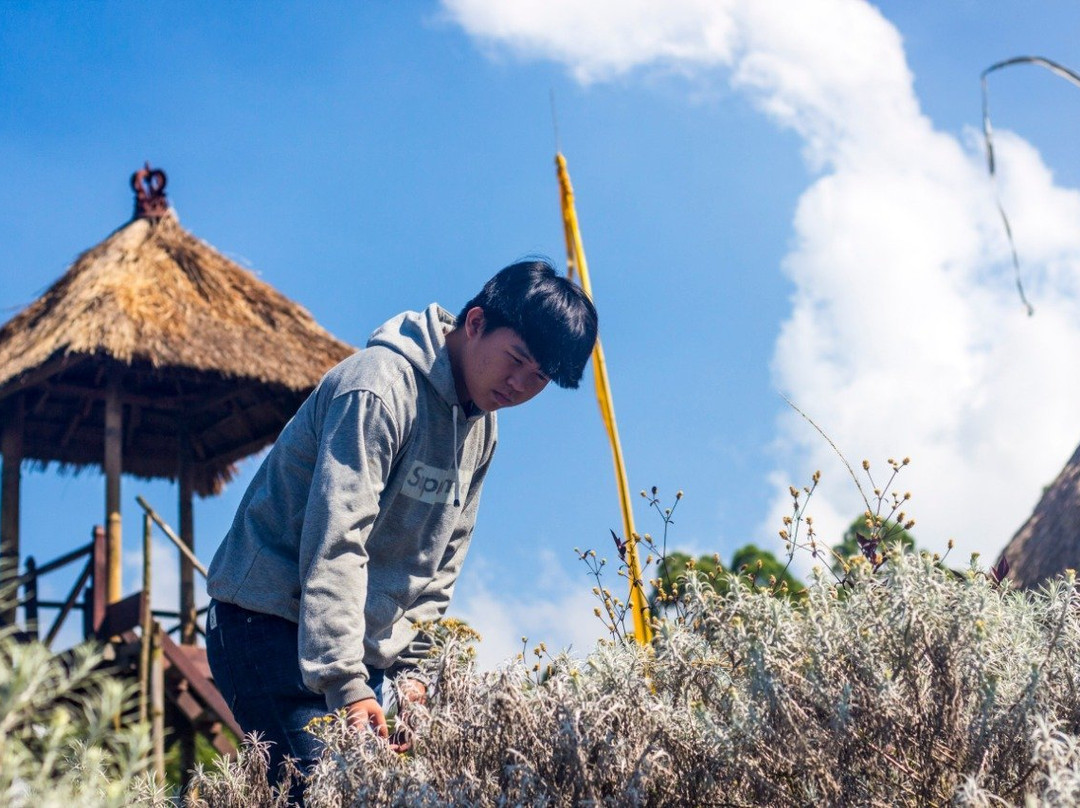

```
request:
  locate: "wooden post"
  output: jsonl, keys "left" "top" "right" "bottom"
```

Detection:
{"left": 139, "top": 513, "right": 153, "bottom": 724}
{"left": 178, "top": 424, "right": 196, "bottom": 646}
{"left": 88, "top": 526, "right": 107, "bottom": 636}
{"left": 177, "top": 425, "right": 198, "bottom": 791}
{"left": 104, "top": 370, "right": 123, "bottom": 604}
{"left": 24, "top": 557, "right": 38, "bottom": 640}
{"left": 1, "top": 395, "right": 24, "bottom": 626}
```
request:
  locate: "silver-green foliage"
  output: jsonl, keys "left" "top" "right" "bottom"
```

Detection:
{"left": 0, "top": 635, "right": 165, "bottom": 808}
{"left": 192, "top": 551, "right": 1080, "bottom": 806}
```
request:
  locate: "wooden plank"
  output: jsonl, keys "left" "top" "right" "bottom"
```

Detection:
{"left": 44, "top": 559, "right": 92, "bottom": 648}
{"left": 98, "top": 591, "right": 143, "bottom": 639}
{"left": 170, "top": 688, "right": 206, "bottom": 724}
{"left": 209, "top": 725, "right": 237, "bottom": 758}
{"left": 158, "top": 632, "right": 243, "bottom": 739}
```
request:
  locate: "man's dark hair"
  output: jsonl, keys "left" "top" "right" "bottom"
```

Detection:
{"left": 458, "top": 259, "right": 598, "bottom": 389}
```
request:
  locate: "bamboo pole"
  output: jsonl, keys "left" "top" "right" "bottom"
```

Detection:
{"left": 150, "top": 622, "right": 166, "bottom": 785}
{"left": 556, "top": 152, "right": 653, "bottom": 645}
{"left": 135, "top": 496, "right": 208, "bottom": 577}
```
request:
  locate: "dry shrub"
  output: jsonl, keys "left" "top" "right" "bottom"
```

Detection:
{"left": 189, "top": 550, "right": 1080, "bottom": 806}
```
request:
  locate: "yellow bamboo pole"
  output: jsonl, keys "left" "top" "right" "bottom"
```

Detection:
{"left": 556, "top": 152, "right": 653, "bottom": 645}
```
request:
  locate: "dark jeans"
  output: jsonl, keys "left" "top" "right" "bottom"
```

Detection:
{"left": 206, "top": 599, "right": 383, "bottom": 794}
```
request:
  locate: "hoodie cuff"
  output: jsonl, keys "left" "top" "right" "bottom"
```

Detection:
{"left": 324, "top": 677, "right": 376, "bottom": 711}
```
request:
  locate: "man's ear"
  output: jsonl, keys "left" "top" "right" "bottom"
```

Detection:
{"left": 465, "top": 306, "right": 486, "bottom": 338}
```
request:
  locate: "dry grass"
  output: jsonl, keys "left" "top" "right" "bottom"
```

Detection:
{"left": 188, "top": 550, "right": 1080, "bottom": 806}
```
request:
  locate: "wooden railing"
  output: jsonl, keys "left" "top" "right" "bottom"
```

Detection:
{"left": 7, "top": 500, "right": 237, "bottom": 788}
{"left": 12, "top": 525, "right": 107, "bottom": 647}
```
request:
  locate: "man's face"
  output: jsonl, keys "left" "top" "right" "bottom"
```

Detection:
{"left": 460, "top": 307, "right": 550, "bottom": 411}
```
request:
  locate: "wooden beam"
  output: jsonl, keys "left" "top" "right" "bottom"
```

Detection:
{"left": 0, "top": 354, "right": 80, "bottom": 402}
{"left": 59, "top": 396, "right": 95, "bottom": 450}
{"left": 104, "top": 369, "right": 123, "bottom": 604}
{"left": 40, "top": 381, "right": 183, "bottom": 411}
{"left": 1, "top": 395, "right": 24, "bottom": 625}
{"left": 31, "top": 390, "right": 50, "bottom": 415}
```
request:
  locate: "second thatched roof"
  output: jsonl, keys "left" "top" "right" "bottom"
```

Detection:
{"left": 998, "top": 442, "right": 1080, "bottom": 589}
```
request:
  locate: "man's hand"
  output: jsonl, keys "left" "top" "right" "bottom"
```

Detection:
{"left": 390, "top": 679, "right": 427, "bottom": 752}
{"left": 345, "top": 697, "right": 387, "bottom": 739}
{"left": 398, "top": 678, "right": 427, "bottom": 708}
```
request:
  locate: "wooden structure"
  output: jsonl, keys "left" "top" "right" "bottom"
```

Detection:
{"left": 0, "top": 164, "right": 354, "bottom": 785}
{"left": 13, "top": 516, "right": 242, "bottom": 773}
{"left": 998, "top": 443, "right": 1080, "bottom": 589}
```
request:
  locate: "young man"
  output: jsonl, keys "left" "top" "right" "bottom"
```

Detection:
{"left": 205, "top": 260, "right": 597, "bottom": 782}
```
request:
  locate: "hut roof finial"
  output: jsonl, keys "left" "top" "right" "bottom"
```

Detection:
{"left": 131, "top": 163, "right": 169, "bottom": 220}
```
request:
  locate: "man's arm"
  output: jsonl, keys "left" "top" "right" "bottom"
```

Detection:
{"left": 296, "top": 389, "right": 402, "bottom": 712}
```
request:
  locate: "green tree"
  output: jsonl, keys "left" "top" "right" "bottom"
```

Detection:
{"left": 729, "top": 543, "right": 802, "bottom": 595}
{"left": 831, "top": 515, "right": 916, "bottom": 577}
{"left": 651, "top": 544, "right": 802, "bottom": 611}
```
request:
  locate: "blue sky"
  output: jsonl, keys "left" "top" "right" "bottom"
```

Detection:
{"left": 4, "top": 1, "right": 1080, "bottom": 665}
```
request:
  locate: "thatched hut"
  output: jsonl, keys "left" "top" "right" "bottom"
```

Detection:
{"left": 0, "top": 165, "right": 354, "bottom": 621}
{"left": 998, "top": 443, "right": 1080, "bottom": 589}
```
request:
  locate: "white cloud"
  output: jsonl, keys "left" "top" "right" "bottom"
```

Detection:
{"left": 443, "top": 0, "right": 1080, "bottom": 569}
{"left": 441, "top": 0, "right": 737, "bottom": 83}
{"left": 122, "top": 537, "right": 210, "bottom": 632}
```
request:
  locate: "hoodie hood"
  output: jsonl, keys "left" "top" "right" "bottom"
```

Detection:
{"left": 367, "top": 303, "right": 461, "bottom": 413}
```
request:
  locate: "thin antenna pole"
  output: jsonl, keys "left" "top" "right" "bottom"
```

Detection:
{"left": 550, "top": 89, "right": 562, "bottom": 154}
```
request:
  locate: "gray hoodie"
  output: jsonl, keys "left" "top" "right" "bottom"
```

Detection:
{"left": 206, "top": 304, "right": 497, "bottom": 709}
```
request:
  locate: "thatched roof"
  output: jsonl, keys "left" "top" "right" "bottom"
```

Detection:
{"left": 0, "top": 190, "right": 354, "bottom": 495}
{"left": 998, "top": 443, "right": 1080, "bottom": 589}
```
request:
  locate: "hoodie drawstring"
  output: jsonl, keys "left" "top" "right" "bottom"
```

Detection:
{"left": 452, "top": 404, "right": 462, "bottom": 507}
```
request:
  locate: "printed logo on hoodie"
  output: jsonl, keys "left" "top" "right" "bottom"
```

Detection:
{"left": 401, "top": 460, "right": 471, "bottom": 505}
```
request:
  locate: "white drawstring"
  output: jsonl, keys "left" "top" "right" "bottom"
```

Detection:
{"left": 452, "top": 404, "right": 461, "bottom": 507}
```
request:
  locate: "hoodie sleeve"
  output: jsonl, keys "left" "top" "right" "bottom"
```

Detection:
{"left": 392, "top": 439, "right": 496, "bottom": 672}
{"left": 297, "top": 388, "right": 402, "bottom": 711}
